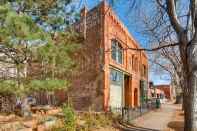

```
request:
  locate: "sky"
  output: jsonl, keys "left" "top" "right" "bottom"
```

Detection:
{"left": 79, "top": 0, "right": 171, "bottom": 85}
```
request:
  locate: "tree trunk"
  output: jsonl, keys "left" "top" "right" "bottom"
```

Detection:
{"left": 183, "top": 76, "right": 197, "bottom": 131}
{"left": 175, "top": 93, "right": 182, "bottom": 104}
{"left": 174, "top": 79, "right": 183, "bottom": 104}
{"left": 21, "top": 97, "right": 32, "bottom": 118}
{"left": 184, "top": 38, "right": 197, "bottom": 131}
{"left": 172, "top": 73, "right": 183, "bottom": 104}
{"left": 183, "top": 86, "right": 192, "bottom": 130}
{"left": 16, "top": 64, "right": 21, "bottom": 88}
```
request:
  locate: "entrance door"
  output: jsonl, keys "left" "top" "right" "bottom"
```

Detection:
{"left": 134, "top": 88, "right": 138, "bottom": 107}
{"left": 124, "top": 75, "right": 132, "bottom": 107}
{"left": 140, "top": 80, "right": 148, "bottom": 106}
{"left": 109, "top": 69, "right": 123, "bottom": 109}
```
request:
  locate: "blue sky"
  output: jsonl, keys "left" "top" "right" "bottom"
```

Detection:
{"left": 80, "top": 0, "right": 171, "bottom": 85}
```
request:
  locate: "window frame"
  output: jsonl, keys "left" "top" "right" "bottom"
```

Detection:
{"left": 111, "top": 39, "right": 123, "bottom": 64}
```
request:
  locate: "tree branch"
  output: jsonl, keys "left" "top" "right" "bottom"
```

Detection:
{"left": 124, "top": 43, "right": 179, "bottom": 51}
{"left": 166, "top": 0, "right": 184, "bottom": 34}
{"left": 156, "top": 0, "right": 167, "bottom": 11}
{"left": 149, "top": 58, "right": 173, "bottom": 75}
{"left": 105, "top": 42, "right": 179, "bottom": 52}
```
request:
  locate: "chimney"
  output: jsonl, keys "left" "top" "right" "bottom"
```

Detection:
{"left": 80, "top": 6, "right": 88, "bottom": 18}
{"left": 80, "top": 7, "right": 88, "bottom": 39}
{"left": 101, "top": 0, "right": 107, "bottom": 6}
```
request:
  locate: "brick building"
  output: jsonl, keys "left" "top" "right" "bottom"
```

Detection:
{"left": 70, "top": 1, "right": 148, "bottom": 112}
{"left": 155, "top": 85, "right": 172, "bottom": 100}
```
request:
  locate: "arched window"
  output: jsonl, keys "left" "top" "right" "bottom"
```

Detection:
{"left": 132, "top": 55, "right": 138, "bottom": 72}
{"left": 111, "top": 40, "right": 123, "bottom": 64}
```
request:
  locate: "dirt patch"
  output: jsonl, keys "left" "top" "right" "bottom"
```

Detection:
{"left": 167, "top": 121, "right": 184, "bottom": 131}
{"left": 165, "top": 107, "right": 184, "bottom": 131}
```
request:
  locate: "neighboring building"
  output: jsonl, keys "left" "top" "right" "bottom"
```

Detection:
{"left": 155, "top": 88, "right": 165, "bottom": 104}
{"left": 0, "top": 53, "right": 27, "bottom": 79}
{"left": 69, "top": 1, "right": 148, "bottom": 112}
{"left": 155, "top": 85, "right": 172, "bottom": 100}
{"left": 148, "top": 82, "right": 164, "bottom": 99}
{"left": 148, "top": 81, "right": 155, "bottom": 99}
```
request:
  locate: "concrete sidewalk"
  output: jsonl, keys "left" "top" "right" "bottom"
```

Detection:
{"left": 129, "top": 102, "right": 180, "bottom": 131}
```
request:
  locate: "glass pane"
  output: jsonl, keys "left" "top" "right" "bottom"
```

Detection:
{"left": 111, "top": 41, "right": 116, "bottom": 61}
{"left": 110, "top": 69, "right": 123, "bottom": 86}
{"left": 117, "top": 48, "right": 123, "bottom": 64}
{"left": 111, "top": 40, "right": 123, "bottom": 64}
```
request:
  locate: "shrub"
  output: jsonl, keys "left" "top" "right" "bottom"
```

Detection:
{"left": 62, "top": 103, "right": 76, "bottom": 131}
{"left": 0, "top": 80, "right": 18, "bottom": 95}
{"left": 26, "top": 79, "right": 69, "bottom": 92}
{"left": 80, "top": 112, "right": 112, "bottom": 130}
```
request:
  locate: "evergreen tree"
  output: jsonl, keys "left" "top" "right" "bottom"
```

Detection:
{"left": 0, "top": 1, "right": 81, "bottom": 114}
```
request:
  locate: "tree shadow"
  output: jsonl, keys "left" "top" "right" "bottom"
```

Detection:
{"left": 167, "top": 121, "right": 184, "bottom": 131}
{"left": 120, "top": 124, "right": 160, "bottom": 131}
{"left": 122, "top": 126, "right": 160, "bottom": 131}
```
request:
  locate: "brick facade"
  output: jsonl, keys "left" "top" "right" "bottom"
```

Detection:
{"left": 70, "top": 1, "right": 148, "bottom": 111}
{"left": 155, "top": 85, "right": 172, "bottom": 100}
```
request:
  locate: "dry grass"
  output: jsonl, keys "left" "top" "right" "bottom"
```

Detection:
{"left": 76, "top": 112, "right": 117, "bottom": 131}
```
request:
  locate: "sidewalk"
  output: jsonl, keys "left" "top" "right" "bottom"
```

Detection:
{"left": 129, "top": 102, "right": 181, "bottom": 131}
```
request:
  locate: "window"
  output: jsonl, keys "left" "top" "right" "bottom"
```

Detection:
{"left": 135, "top": 58, "right": 138, "bottom": 71}
{"left": 110, "top": 69, "right": 123, "bottom": 86}
{"left": 132, "top": 55, "right": 135, "bottom": 70}
{"left": 132, "top": 56, "right": 138, "bottom": 72}
{"left": 141, "top": 64, "right": 147, "bottom": 77}
{"left": 144, "top": 65, "right": 147, "bottom": 77}
{"left": 111, "top": 40, "right": 123, "bottom": 64}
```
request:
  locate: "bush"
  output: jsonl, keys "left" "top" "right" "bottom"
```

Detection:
{"left": 62, "top": 103, "right": 76, "bottom": 131}
{"left": 26, "top": 79, "right": 69, "bottom": 92}
{"left": 78, "top": 112, "right": 112, "bottom": 130}
{"left": 0, "top": 80, "right": 18, "bottom": 95}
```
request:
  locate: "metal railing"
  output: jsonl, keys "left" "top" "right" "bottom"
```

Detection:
{"left": 122, "top": 100, "right": 157, "bottom": 123}
{"left": 110, "top": 99, "right": 157, "bottom": 123}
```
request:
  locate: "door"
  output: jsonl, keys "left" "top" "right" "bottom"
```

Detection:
{"left": 134, "top": 88, "right": 138, "bottom": 107}
{"left": 109, "top": 69, "right": 123, "bottom": 109}
{"left": 140, "top": 80, "right": 148, "bottom": 106}
{"left": 124, "top": 75, "right": 132, "bottom": 107}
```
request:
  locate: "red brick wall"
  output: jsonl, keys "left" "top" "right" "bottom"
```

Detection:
{"left": 155, "top": 85, "right": 171, "bottom": 99}
{"left": 102, "top": 1, "right": 148, "bottom": 109}
{"left": 70, "top": 1, "right": 149, "bottom": 111}
{"left": 69, "top": 4, "right": 105, "bottom": 111}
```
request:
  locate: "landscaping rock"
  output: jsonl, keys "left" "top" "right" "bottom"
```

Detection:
{"left": 22, "top": 119, "right": 37, "bottom": 129}
{"left": 37, "top": 116, "right": 57, "bottom": 131}
{"left": 0, "top": 121, "right": 21, "bottom": 131}
{"left": 0, "top": 114, "right": 16, "bottom": 122}
{"left": 47, "top": 108, "right": 61, "bottom": 115}
{"left": 16, "top": 127, "right": 32, "bottom": 131}
{"left": 37, "top": 125, "right": 46, "bottom": 131}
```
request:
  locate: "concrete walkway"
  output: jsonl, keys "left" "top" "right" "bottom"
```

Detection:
{"left": 128, "top": 102, "right": 180, "bottom": 131}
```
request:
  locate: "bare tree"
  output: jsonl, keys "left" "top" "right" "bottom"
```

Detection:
{"left": 138, "top": 11, "right": 184, "bottom": 103}
{"left": 149, "top": 47, "right": 183, "bottom": 104}
{"left": 108, "top": 0, "right": 197, "bottom": 130}
{"left": 120, "top": 0, "right": 197, "bottom": 130}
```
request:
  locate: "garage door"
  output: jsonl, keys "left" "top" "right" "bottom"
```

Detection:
{"left": 109, "top": 69, "right": 123, "bottom": 109}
